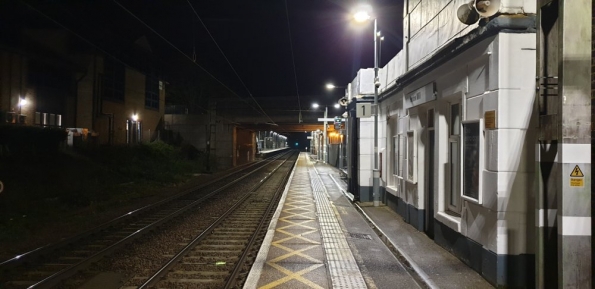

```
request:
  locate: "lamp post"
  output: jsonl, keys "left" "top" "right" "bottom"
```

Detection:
{"left": 312, "top": 103, "right": 328, "bottom": 163}
{"left": 313, "top": 102, "right": 340, "bottom": 164}
{"left": 354, "top": 6, "right": 381, "bottom": 207}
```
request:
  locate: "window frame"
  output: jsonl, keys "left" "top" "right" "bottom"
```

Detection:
{"left": 102, "top": 58, "right": 125, "bottom": 102}
{"left": 391, "top": 134, "right": 399, "bottom": 186}
{"left": 406, "top": 130, "right": 417, "bottom": 184}
{"left": 145, "top": 70, "right": 160, "bottom": 110}
{"left": 389, "top": 115, "right": 403, "bottom": 189}
{"left": 461, "top": 119, "right": 483, "bottom": 204}
{"left": 446, "top": 102, "right": 462, "bottom": 214}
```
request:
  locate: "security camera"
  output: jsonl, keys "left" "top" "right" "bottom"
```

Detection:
{"left": 374, "top": 77, "right": 381, "bottom": 88}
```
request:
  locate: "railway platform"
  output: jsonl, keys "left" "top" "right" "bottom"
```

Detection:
{"left": 244, "top": 153, "right": 492, "bottom": 289}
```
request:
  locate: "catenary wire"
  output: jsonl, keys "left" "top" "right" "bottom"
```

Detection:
{"left": 112, "top": 0, "right": 276, "bottom": 124}
{"left": 185, "top": 0, "right": 274, "bottom": 125}
{"left": 284, "top": 0, "right": 303, "bottom": 118}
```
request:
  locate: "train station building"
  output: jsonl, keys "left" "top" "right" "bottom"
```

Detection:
{"left": 337, "top": 0, "right": 591, "bottom": 287}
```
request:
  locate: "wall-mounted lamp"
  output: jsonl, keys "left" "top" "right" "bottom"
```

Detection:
{"left": 18, "top": 97, "right": 28, "bottom": 107}
{"left": 18, "top": 97, "right": 27, "bottom": 117}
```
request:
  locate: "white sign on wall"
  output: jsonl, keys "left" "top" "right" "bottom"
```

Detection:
{"left": 356, "top": 103, "right": 372, "bottom": 118}
{"left": 405, "top": 82, "right": 436, "bottom": 109}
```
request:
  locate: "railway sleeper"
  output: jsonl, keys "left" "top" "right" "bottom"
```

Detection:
{"left": 193, "top": 244, "right": 244, "bottom": 250}
{"left": 169, "top": 270, "right": 230, "bottom": 278}
{"left": 200, "top": 240, "right": 246, "bottom": 246}
{"left": 178, "top": 262, "right": 237, "bottom": 271}
{"left": 181, "top": 257, "right": 239, "bottom": 265}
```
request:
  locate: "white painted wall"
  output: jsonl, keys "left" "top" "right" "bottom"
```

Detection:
{"left": 399, "top": 0, "right": 537, "bottom": 78}
{"left": 359, "top": 117, "right": 374, "bottom": 188}
{"left": 378, "top": 0, "right": 537, "bottom": 96}
{"left": 349, "top": 68, "right": 375, "bottom": 100}
{"left": 372, "top": 32, "right": 536, "bottom": 255}
{"left": 350, "top": 0, "right": 538, "bottom": 256}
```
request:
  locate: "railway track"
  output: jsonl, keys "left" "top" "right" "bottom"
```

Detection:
{"left": 136, "top": 151, "right": 297, "bottom": 288}
{"left": 0, "top": 150, "right": 295, "bottom": 289}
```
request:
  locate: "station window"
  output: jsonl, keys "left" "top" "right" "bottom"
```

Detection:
{"left": 389, "top": 116, "right": 400, "bottom": 189}
{"left": 447, "top": 102, "right": 462, "bottom": 214}
{"left": 145, "top": 70, "right": 159, "bottom": 110}
{"left": 102, "top": 58, "right": 125, "bottom": 102}
{"left": 392, "top": 135, "right": 399, "bottom": 178}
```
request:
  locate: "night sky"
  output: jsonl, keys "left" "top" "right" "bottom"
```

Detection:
{"left": 116, "top": 0, "right": 405, "bottom": 99}
{"left": 1, "top": 0, "right": 404, "bottom": 148}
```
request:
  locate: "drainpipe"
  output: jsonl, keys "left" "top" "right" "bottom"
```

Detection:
{"left": 19, "top": 54, "right": 23, "bottom": 107}
{"left": 74, "top": 68, "right": 88, "bottom": 127}
{"left": 8, "top": 53, "right": 12, "bottom": 111}
{"left": 92, "top": 52, "right": 114, "bottom": 145}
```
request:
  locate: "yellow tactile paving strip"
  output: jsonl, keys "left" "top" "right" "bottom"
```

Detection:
{"left": 246, "top": 153, "right": 366, "bottom": 289}
{"left": 309, "top": 164, "right": 367, "bottom": 289}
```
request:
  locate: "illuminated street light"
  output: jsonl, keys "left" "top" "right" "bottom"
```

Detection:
{"left": 353, "top": 9, "right": 371, "bottom": 23}
{"left": 353, "top": 5, "right": 381, "bottom": 206}
{"left": 326, "top": 83, "right": 346, "bottom": 90}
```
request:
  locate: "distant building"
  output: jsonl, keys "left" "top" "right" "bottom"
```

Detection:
{"left": 0, "top": 28, "right": 165, "bottom": 146}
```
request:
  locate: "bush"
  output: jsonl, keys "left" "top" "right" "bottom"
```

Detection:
{"left": 75, "top": 141, "right": 206, "bottom": 183}
{"left": 0, "top": 125, "right": 67, "bottom": 157}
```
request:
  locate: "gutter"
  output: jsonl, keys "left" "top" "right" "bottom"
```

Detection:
{"left": 379, "top": 14, "right": 536, "bottom": 102}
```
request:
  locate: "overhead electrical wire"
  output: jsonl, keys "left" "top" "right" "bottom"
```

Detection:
{"left": 184, "top": 0, "right": 275, "bottom": 125}
{"left": 19, "top": 0, "right": 240, "bottom": 126}
{"left": 284, "top": 0, "right": 303, "bottom": 121}
{"left": 111, "top": 0, "right": 275, "bottom": 124}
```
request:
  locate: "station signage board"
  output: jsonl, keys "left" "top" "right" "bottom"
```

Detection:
{"left": 405, "top": 82, "right": 436, "bottom": 109}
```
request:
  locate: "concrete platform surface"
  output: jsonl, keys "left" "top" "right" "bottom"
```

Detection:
{"left": 245, "top": 153, "right": 494, "bottom": 288}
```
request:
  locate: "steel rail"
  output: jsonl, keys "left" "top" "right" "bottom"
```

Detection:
{"left": 1, "top": 151, "right": 292, "bottom": 289}
{"left": 0, "top": 154, "right": 277, "bottom": 270}
{"left": 138, "top": 151, "right": 297, "bottom": 288}
{"left": 24, "top": 151, "right": 294, "bottom": 289}
{"left": 223, "top": 153, "right": 297, "bottom": 288}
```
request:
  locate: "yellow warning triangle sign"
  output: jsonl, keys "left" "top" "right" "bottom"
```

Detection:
{"left": 570, "top": 165, "right": 584, "bottom": 177}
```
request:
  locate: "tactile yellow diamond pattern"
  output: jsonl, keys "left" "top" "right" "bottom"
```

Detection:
{"left": 255, "top": 154, "right": 367, "bottom": 289}
{"left": 256, "top": 155, "right": 329, "bottom": 289}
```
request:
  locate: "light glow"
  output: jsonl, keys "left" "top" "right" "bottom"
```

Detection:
{"left": 132, "top": 114, "right": 138, "bottom": 121}
{"left": 334, "top": 104, "right": 340, "bottom": 108}
{"left": 18, "top": 98, "right": 27, "bottom": 107}
{"left": 353, "top": 10, "right": 371, "bottom": 23}
{"left": 312, "top": 103, "right": 320, "bottom": 109}
{"left": 326, "top": 83, "right": 336, "bottom": 89}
